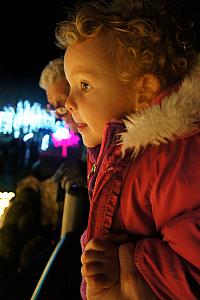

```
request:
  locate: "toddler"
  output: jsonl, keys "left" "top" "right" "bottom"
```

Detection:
{"left": 56, "top": 0, "right": 200, "bottom": 299}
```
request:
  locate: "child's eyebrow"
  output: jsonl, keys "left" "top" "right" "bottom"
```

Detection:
{"left": 71, "top": 67, "right": 97, "bottom": 77}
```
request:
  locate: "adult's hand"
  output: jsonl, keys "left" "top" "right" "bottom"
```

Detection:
{"left": 53, "top": 159, "right": 87, "bottom": 188}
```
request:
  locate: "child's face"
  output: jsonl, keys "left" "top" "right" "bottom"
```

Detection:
{"left": 64, "top": 36, "right": 132, "bottom": 147}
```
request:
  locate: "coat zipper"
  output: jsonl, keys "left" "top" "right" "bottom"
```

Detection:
{"left": 87, "top": 164, "right": 96, "bottom": 180}
{"left": 88, "top": 121, "right": 124, "bottom": 199}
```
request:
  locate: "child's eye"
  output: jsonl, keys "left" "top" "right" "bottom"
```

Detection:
{"left": 80, "top": 81, "right": 91, "bottom": 92}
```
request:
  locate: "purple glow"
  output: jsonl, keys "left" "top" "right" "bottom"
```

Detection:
{"left": 51, "top": 129, "right": 80, "bottom": 157}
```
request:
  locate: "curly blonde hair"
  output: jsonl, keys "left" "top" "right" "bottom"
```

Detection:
{"left": 39, "top": 57, "right": 65, "bottom": 90}
{"left": 55, "top": 0, "right": 200, "bottom": 89}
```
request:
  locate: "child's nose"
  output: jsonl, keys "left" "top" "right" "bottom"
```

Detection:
{"left": 65, "top": 94, "right": 77, "bottom": 112}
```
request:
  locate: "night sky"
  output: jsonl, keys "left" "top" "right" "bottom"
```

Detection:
{"left": 0, "top": 0, "right": 199, "bottom": 107}
{"left": 0, "top": 0, "right": 75, "bottom": 106}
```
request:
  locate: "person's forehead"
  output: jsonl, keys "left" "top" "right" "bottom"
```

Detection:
{"left": 64, "top": 37, "right": 114, "bottom": 78}
{"left": 67, "top": 35, "right": 109, "bottom": 56}
{"left": 47, "top": 79, "right": 68, "bottom": 94}
{"left": 46, "top": 79, "right": 69, "bottom": 104}
{"left": 49, "top": 78, "right": 68, "bottom": 89}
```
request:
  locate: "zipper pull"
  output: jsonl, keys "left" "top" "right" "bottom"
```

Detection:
{"left": 87, "top": 164, "right": 96, "bottom": 179}
{"left": 106, "top": 166, "right": 113, "bottom": 173}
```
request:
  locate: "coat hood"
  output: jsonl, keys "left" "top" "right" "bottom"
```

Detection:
{"left": 120, "top": 65, "right": 200, "bottom": 156}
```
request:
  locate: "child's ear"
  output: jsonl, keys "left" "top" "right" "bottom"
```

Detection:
{"left": 134, "top": 73, "right": 161, "bottom": 111}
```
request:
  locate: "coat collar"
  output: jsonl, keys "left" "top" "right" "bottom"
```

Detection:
{"left": 120, "top": 65, "right": 200, "bottom": 157}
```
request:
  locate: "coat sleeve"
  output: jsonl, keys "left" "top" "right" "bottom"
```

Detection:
{"left": 134, "top": 237, "right": 200, "bottom": 300}
{"left": 134, "top": 136, "right": 200, "bottom": 299}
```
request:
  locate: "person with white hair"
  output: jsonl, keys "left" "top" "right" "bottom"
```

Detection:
{"left": 39, "top": 57, "right": 76, "bottom": 131}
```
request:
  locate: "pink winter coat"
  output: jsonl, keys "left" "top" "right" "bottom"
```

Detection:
{"left": 81, "top": 67, "right": 200, "bottom": 299}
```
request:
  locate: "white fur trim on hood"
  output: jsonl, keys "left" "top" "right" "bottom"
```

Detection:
{"left": 120, "top": 66, "right": 200, "bottom": 157}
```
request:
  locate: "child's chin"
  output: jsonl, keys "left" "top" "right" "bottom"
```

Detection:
{"left": 82, "top": 136, "right": 101, "bottom": 148}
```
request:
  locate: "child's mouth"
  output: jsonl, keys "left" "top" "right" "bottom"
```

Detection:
{"left": 77, "top": 123, "right": 87, "bottom": 132}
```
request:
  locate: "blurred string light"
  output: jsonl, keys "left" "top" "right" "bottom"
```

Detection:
{"left": 23, "top": 132, "right": 34, "bottom": 142}
{"left": 0, "top": 100, "right": 57, "bottom": 138}
{"left": 41, "top": 134, "right": 50, "bottom": 151}
{"left": 0, "top": 192, "right": 15, "bottom": 219}
{"left": 51, "top": 122, "right": 80, "bottom": 157}
{"left": 0, "top": 100, "right": 80, "bottom": 155}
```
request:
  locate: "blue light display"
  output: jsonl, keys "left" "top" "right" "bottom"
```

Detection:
{"left": 0, "top": 100, "right": 80, "bottom": 156}
{"left": 0, "top": 100, "right": 62, "bottom": 138}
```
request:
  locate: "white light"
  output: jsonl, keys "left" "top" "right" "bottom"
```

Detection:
{"left": 0, "top": 192, "right": 15, "bottom": 200}
{"left": 41, "top": 134, "right": 50, "bottom": 151}
{"left": 53, "top": 126, "right": 71, "bottom": 140}
{"left": 14, "top": 130, "right": 20, "bottom": 138}
{"left": 23, "top": 132, "right": 34, "bottom": 142}
{"left": 0, "top": 199, "right": 10, "bottom": 207}
{"left": 0, "top": 100, "right": 58, "bottom": 137}
{"left": 0, "top": 192, "right": 15, "bottom": 219}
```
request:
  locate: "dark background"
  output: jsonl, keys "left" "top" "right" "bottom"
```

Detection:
{"left": 0, "top": 0, "right": 199, "bottom": 107}
{"left": 0, "top": 1, "right": 83, "bottom": 192}
{"left": 0, "top": 0, "right": 75, "bottom": 106}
